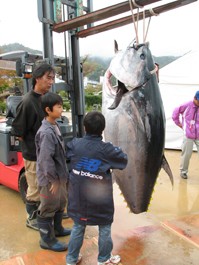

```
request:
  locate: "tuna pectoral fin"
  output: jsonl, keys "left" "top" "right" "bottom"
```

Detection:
{"left": 162, "top": 155, "right": 174, "bottom": 187}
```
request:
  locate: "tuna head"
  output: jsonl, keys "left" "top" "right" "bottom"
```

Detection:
{"left": 105, "top": 42, "right": 156, "bottom": 110}
{"left": 109, "top": 41, "right": 151, "bottom": 90}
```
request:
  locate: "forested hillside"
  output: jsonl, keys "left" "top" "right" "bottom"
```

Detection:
{"left": 0, "top": 43, "right": 42, "bottom": 55}
{"left": 0, "top": 43, "right": 180, "bottom": 82}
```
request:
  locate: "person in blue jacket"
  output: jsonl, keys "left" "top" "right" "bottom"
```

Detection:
{"left": 66, "top": 111, "right": 128, "bottom": 265}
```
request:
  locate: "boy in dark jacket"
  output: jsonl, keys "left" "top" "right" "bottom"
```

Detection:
{"left": 35, "top": 92, "right": 71, "bottom": 252}
{"left": 66, "top": 111, "right": 128, "bottom": 265}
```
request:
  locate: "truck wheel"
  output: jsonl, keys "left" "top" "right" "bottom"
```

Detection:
{"left": 18, "top": 172, "right": 28, "bottom": 203}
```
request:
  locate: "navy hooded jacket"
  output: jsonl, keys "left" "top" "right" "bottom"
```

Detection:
{"left": 66, "top": 134, "right": 128, "bottom": 226}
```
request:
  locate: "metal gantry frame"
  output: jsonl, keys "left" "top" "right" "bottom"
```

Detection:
{"left": 37, "top": 0, "right": 91, "bottom": 137}
{"left": 37, "top": 0, "right": 198, "bottom": 137}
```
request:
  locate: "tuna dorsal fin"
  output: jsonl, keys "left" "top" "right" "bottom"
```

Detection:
{"left": 114, "top": 40, "right": 119, "bottom": 53}
{"left": 162, "top": 155, "right": 174, "bottom": 187}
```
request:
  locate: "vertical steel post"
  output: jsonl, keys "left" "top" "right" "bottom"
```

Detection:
{"left": 67, "top": 0, "right": 86, "bottom": 137}
{"left": 37, "top": 0, "right": 56, "bottom": 92}
{"left": 41, "top": 0, "right": 54, "bottom": 66}
{"left": 37, "top": 0, "right": 90, "bottom": 135}
{"left": 71, "top": 34, "right": 85, "bottom": 137}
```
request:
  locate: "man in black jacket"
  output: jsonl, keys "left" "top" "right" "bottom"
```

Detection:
{"left": 11, "top": 63, "right": 55, "bottom": 230}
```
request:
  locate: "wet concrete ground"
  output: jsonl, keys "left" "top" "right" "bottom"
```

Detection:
{"left": 0, "top": 149, "right": 199, "bottom": 264}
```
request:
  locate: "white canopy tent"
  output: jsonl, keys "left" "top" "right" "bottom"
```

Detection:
{"left": 159, "top": 50, "right": 199, "bottom": 150}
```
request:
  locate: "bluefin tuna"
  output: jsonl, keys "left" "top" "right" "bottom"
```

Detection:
{"left": 102, "top": 41, "right": 173, "bottom": 214}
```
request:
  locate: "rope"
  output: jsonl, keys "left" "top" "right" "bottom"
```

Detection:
{"left": 143, "top": 9, "right": 145, "bottom": 44}
{"left": 144, "top": 9, "right": 159, "bottom": 43}
{"left": 129, "top": 1, "right": 158, "bottom": 44}
{"left": 143, "top": 16, "right": 151, "bottom": 42}
{"left": 129, "top": 0, "right": 139, "bottom": 44}
{"left": 131, "top": 0, "right": 143, "bottom": 8}
{"left": 149, "top": 8, "right": 159, "bottom": 16}
{"left": 136, "top": 7, "right": 140, "bottom": 39}
{"left": 150, "top": 67, "right": 156, "bottom": 75}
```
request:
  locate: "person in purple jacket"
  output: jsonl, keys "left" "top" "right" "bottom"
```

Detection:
{"left": 66, "top": 111, "right": 128, "bottom": 265}
{"left": 172, "top": 91, "right": 199, "bottom": 179}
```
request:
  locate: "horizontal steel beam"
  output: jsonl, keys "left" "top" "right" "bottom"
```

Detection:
{"left": 76, "top": 0, "right": 197, "bottom": 38}
{"left": 52, "top": 0, "right": 162, "bottom": 33}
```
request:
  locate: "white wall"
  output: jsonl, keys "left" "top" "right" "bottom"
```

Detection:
{"left": 159, "top": 50, "right": 199, "bottom": 150}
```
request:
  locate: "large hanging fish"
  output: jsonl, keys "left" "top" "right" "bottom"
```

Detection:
{"left": 102, "top": 41, "right": 173, "bottom": 214}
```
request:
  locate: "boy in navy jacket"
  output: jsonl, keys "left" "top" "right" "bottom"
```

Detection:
{"left": 66, "top": 111, "right": 128, "bottom": 265}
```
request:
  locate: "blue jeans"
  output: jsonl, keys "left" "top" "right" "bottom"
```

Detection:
{"left": 66, "top": 222, "right": 113, "bottom": 264}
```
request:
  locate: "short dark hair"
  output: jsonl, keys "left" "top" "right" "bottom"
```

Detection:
{"left": 83, "top": 111, "right": 105, "bottom": 136}
{"left": 41, "top": 92, "right": 63, "bottom": 116}
{"left": 32, "top": 63, "right": 55, "bottom": 88}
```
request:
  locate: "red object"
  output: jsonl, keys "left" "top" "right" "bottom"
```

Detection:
{"left": 0, "top": 152, "right": 24, "bottom": 191}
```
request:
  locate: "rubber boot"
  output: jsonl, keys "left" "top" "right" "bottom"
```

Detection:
{"left": 26, "top": 201, "right": 39, "bottom": 231}
{"left": 62, "top": 212, "right": 69, "bottom": 219}
{"left": 54, "top": 211, "right": 71, "bottom": 237}
{"left": 37, "top": 214, "right": 68, "bottom": 252}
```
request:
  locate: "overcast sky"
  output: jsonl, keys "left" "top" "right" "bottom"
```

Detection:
{"left": 0, "top": 0, "right": 198, "bottom": 58}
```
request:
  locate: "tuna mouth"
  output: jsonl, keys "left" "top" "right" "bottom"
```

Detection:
{"left": 105, "top": 69, "right": 130, "bottom": 110}
{"left": 104, "top": 69, "right": 129, "bottom": 96}
{"left": 105, "top": 65, "right": 157, "bottom": 111}
{"left": 104, "top": 41, "right": 157, "bottom": 110}
{"left": 105, "top": 68, "right": 143, "bottom": 97}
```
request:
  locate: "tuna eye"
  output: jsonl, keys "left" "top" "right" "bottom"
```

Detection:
{"left": 140, "top": 53, "right": 145, "bottom": 60}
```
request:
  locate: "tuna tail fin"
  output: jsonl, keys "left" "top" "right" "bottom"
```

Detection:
{"left": 162, "top": 155, "right": 174, "bottom": 188}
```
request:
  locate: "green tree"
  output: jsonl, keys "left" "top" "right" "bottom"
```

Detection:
{"left": 84, "top": 84, "right": 102, "bottom": 94}
{"left": 0, "top": 69, "right": 23, "bottom": 94}
{"left": 88, "top": 64, "right": 105, "bottom": 81}
{"left": 81, "top": 55, "right": 107, "bottom": 82}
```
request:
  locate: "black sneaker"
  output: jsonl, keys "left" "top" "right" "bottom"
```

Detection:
{"left": 180, "top": 173, "right": 188, "bottom": 179}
